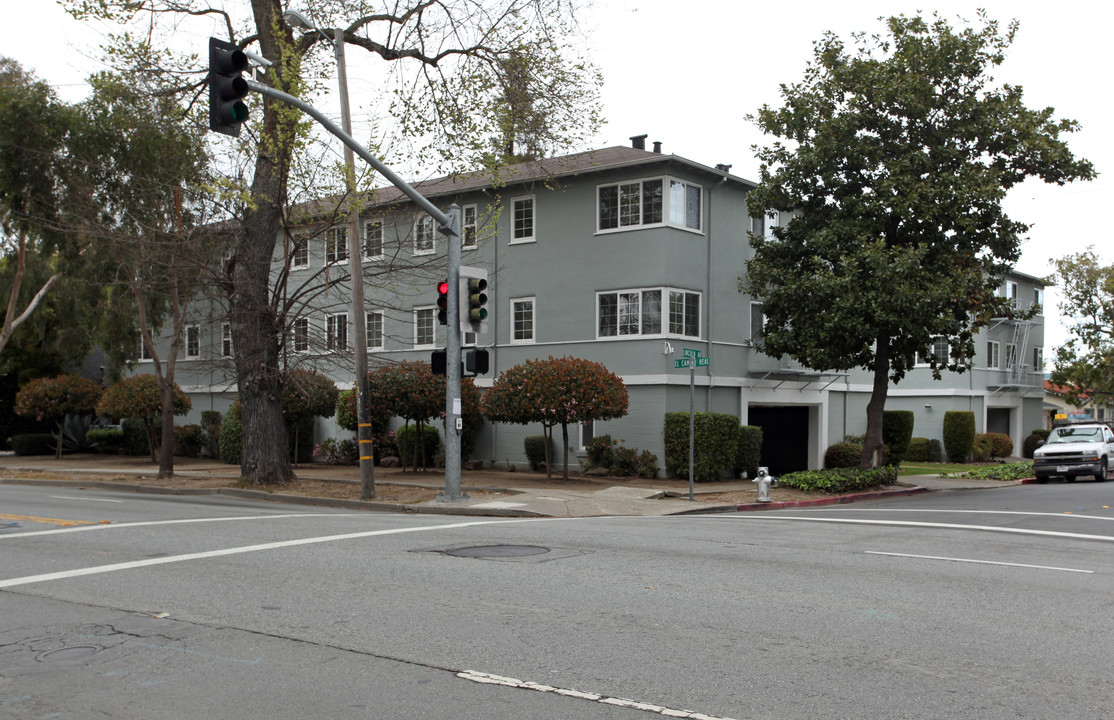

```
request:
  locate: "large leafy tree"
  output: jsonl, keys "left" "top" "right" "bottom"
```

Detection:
{"left": 742, "top": 13, "right": 1095, "bottom": 467}
{"left": 70, "top": 0, "right": 602, "bottom": 486}
{"left": 1049, "top": 250, "right": 1114, "bottom": 404}
{"left": 483, "top": 356, "right": 628, "bottom": 481}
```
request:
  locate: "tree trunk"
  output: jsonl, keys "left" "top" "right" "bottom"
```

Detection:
{"left": 543, "top": 424, "right": 553, "bottom": 480}
{"left": 158, "top": 382, "right": 176, "bottom": 478}
{"left": 860, "top": 333, "right": 891, "bottom": 468}
{"left": 561, "top": 421, "right": 570, "bottom": 481}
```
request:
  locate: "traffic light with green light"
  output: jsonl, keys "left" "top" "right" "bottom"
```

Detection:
{"left": 208, "top": 37, "right": 250, "bottom": 136}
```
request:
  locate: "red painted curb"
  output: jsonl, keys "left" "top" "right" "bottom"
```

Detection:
{"left": 735, "top": 486, "right": 929, "bottom": 512}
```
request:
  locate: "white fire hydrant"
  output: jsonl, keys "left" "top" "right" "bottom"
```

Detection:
{"left": 754, "top": 467, "right": 773, "bottom": 503}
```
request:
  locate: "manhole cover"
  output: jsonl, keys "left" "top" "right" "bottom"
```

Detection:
{"left": 37, "top": 645, "right": 103, "bottom": 662}
{"left": 447, "top": 544, "right": 549, "bottom": 558}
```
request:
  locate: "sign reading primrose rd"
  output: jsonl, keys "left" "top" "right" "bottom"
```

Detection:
{"left": 675, "top": 348, "right": 710, "bottom": 368}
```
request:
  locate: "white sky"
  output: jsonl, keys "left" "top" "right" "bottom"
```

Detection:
{"left": 5, "top": 0, "right": 1110, "bottom": 357}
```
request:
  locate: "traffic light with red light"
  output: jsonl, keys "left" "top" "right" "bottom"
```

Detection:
{"left": 436, "top": 280, "right": 450, "bottom": 325}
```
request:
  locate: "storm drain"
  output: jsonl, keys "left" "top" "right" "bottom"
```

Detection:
{"left": 37, "top": 645, "right": 103, "bottom": 662}
{"left": 446, "top": 544, "right": 549, "bottom": 559}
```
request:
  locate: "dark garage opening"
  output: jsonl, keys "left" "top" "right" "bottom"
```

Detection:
{"left": 748, "top": 406, "right": 809, "bottom": 476}
{"left": 987, "top": 407, "right": 1011, "bottom": 436}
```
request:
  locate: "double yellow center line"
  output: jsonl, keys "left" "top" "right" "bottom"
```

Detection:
{"left": 0, "top": 513, "right": 103, "bottom": 527}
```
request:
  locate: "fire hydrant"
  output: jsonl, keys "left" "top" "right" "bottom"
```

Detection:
{"left": 754, "top": 467, "right": 773, "bottom": 503}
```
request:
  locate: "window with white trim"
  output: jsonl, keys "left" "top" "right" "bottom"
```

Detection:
{"left": 512, "top": 297, "right": 535, "bottom": 343}
{"left": 750, "top": 302, "right": 765, "bottom": 342}
{"left": 326, "top": 227, "right": 348, "bottom": 265}
{"left": 1005, "top": 343, "right": 1017, "bottom": 368}
{"left": 1003, "top": 280, "right": 1019, "bottom": 309}
{"left": 986, "top": 340, "right": 1000, "bottom": 369}
{"left": 414, "top": 215, "right": 434, "bottom": 255}
{"left": 291, "top": 235, "right": 309, "bottom": 269}
{"left": 293, "top": 317, "right": 309, "bottom": 353}
{"left": 363, "top": 220, "right": 383, "bottom": 260}
{"left": 366, "top": 311, "right": 383, "bottom": 350}
{"left": 1034, "top": 288, "right": 1044, "bottom": 313}
{"left": 414, "top": 307, "right": 435, "bottom": 347}
{"left": 1033, "top": 346, "right": 1043, "bottom": 371}
{"left": 139, "top": 335, "right": 152, "bottom": 361}
{"left": 221, "top": 323, "right": 233, "bottom": 358}
{"left": 462, "top": 204, "right": 478, "bottom": 249}
{"left": 326, "top": 313, "right": 348, "bottom": 352}
{"left": 185, "top": 325, "right": 200, "bottom": 359}
{"left": 579, "top": 421, "right": 595, "bottom": 450}
{"left": 597, "top": 287, "right": 700, "bottom": 339}
{"left": 511, "top": 196, "right": 534, "bottom": 243}
{"left": 918, "top": 336, "right": 949, "bottom": 365}
{"left": 597, "top": 176, "right": 702, "bottom": 233}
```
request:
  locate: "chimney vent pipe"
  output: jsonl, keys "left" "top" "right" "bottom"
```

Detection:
{"left": 630, "top": 134, "right": 648, "bottom": 150}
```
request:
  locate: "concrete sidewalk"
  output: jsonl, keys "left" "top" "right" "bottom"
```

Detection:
{"left": 0, "top": 453, "right": 1019, "bottom": 519}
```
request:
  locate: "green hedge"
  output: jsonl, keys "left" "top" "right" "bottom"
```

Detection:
{"left": 219, "top": 412, "right": 243, "bottom": 464}
{"left": 173, "top": 424, "right": 204, "bottom": 458}
{"left": 396, "top": 424, "right": 441, "bottom": 468}
{"left": 11, "top": 433, "right": 56, "bottom": 456}
{"left": 905, "top": 437, "right": 942, "bottom": 462}
{"left": 735, "top": 425, "right": 762, "bottom": 478}
{"left": 943, "top": 411, "right": 976, "bottom": 463}
{"left": 524, "top": 435, "right": 553, "bottom": 471}
{"left": 778, "top": 466, "right": 898, "bottom": 494}
{"left": 825, "top": 441, "right": 862, "bottom": 469}
{"left": 86, "top": 428, "right": 125, "bottom": 454}
{"left": 664, "top": 412, "right": 739, "bottom": 482}
{"left": 121, "top": 418, "right": 150, "bottom": 456}
{"left": 882, "top": 410, "right": 915, "bottom": 465}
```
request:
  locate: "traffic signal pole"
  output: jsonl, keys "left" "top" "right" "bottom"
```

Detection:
{"left": 242, "top": 76, "right": 467, "bottom": 501}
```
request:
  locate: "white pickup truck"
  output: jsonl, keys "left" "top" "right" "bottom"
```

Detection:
{"left": 1032, "top": 423, "right": 1114, "bottom": 483}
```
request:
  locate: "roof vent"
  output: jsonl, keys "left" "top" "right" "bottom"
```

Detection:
{"left": 715, "top": 163, "right": 733, "bottom": 173}
{"left": 653, "top": 141, "right": 662, "bottom": 153}
{"left": 629, "top": 134, "right": 648, "bottom": 150}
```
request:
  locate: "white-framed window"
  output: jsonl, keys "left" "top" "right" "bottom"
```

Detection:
{"left": 579, "top": 421, "right": 595, "bottom": 450}
{"left": 1005, "top": 343, "right": 1017, "bottom": 368}
{"left": 763, "top": 211, "right": 779, "bottom": 241}
{"left": 750, "top": 302, "right": 765, "bottom": 342}
{"left": 366, "top": 311, "right": 383, "bottom": 350}
{"left": 918, "top": 336, "right": 949, "bottom": 365}
{"left": 292, "top": 317, "right": 309, "bottom": 353}
{"left": 291, "top": 234, "right": 309, "bottom": 269}
{"left": 326, "top": 313, "right": 348, "bottom": 352}
{"left": 511, "top": 297, "right": 535, "bottom": 343}
{"left": 139, "top": 335, "right": 153, "bottom": 361}
{"left": 1033, "top": 346, "right": 1043, "bottom": 371}
{"left": 597, "top": 287, "right": 700, "bottom": 339}
{"left": 597, "top": 176, "right": 702, "bottom": 233}
{"left": 986, "top": 340, "right": 1000, "bottom": 369}
{"left": 511, "top": 196, "right": 535, "bottom": 243}
{"left": 414, "top": 215, "right": 435, "bottom": 255}
{"left": 363, "top": 220, "right": 383, "bottom": 260}
{"left": 1001, "top": 280, "right": 1019, "bottom": 309}
{"left": 462, "top": 204, "right": 478, "bottom": 249}
{"left": 185, "top": 325, "right": 200, "bottom": 359}
{"left": 1034, "top": 288, "right": 1044, "bottom": 313}
{"left": 221, "top": 323, "right": 233, "bottom": 358}
{"left": 326, "top": 227, "right": 348, "bottom": 265}
{"left": 414, "top": 307, "right": 435, "bottom": 347}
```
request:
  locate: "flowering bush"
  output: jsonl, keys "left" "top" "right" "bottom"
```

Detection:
{"left": 95, "top": 374, "right": 190, "bottom": 462}
{"left": 14, "top": 375, "right": 104, "bottom": 458}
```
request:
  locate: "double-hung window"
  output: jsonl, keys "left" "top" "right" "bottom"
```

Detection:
{"left": 291, "top": 235, "right": 309, "bottom": 269}
{"left": 221, "top": 323, "right": 233, "bottom": 358}
{"left": 185, "top": 325, "right": 200, "bottom": 359}
{"left": 511, "top": 298, "right": 535, "bottom": 343}
{"left": 326, "top": 313, "right": 348, "bottom": 352}
{"left": 414, "top": 216, "right": 435, "bottom": 255}
{"left": 750, "top": 302, "right": 765, "bottom": 342}
{"left": 366, "top": 311, "right": 383, "bottom": 350}
{"left": 597, "top": 176, "right": 701, "bottom": 233}
{"left": 414, "top": 307, "right": 435, "bottom": 347}
{"left": 597, "top": 287, "right": 700, "bottom": 339}
{"left": 919, "top": 336, "right": 949, "bottom": 365}
{"left": 326, "top": 227, "right": 348, "bottom": 265}
{"left": 1033, "top": 347, "right": 1043, "bottom": 371}
{"left": 462, "top": 204, "right": 478, "bottom": 249}
{"left": 363, "top": 220, "right": 383, "bottom": 260}
{"left": 511, "top": 197, "right": 534, "bottom": 243}
{"left": 292, "top": 317, "right": 309, "bottom": 353}
{"left": 986, "top": 340, "right": 1000, "bottom": 369}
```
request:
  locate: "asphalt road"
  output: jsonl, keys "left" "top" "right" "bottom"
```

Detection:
{"left": 3, "top": 481, "right": 1114, "bottom": 719}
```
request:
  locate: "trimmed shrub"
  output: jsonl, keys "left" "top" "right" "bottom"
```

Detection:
{"left": 173, "top": 424, "right": 204, "bottom": 458}
{"left": 396, "top": 424, "right": 441, "bottom": 468}
{"left": 219, "top": 412, "right": 243, "bottom": 465}
{"left": 636, "top": 450, "right": 660, "bottom": 479}
{"left": 121, "top": 418, "right": 150, "bottom": 456}
{"left": 524, "top": 435, "right": 553, "bottom": 472}
{"left": 906, "top": 437, "right": 942, "bottom": 463}
{"left": 11, "top": 433, "right": 56, "bottom": 456}
{"left": 318, "top": 437, "right": 359, "bottom": 465}
{"left": 584, "top": 434, "right": 614, "bottom": 470}
{"left": 943, "top": 411, "right": 976, "bottom": 463}
{"left": 86, "top": 428, "right": 125, "bottom": 454}
{"left": 612, "top": 445, "right": 639, "bottom": 476}
{"left": 825, "top": 441, "right": 863, "bottom": 469}
{"left": 882, "top": 410, "right": 915, "bottom": 465}
{"left": 972, "top": 434, "right": 993, "bottom": 462}
{"left": 664, "top": 412, "right": 739, "bottom": 481}
{"left": 735, "top": 425, "right": 763, "bottom": 479}
{"left": 778, "top": 466, "right": 898, "bottom": 494}
{"left": 984, "top": 432, "right": 1013, "bottom": 458}
{"left": 1023, "top": 429, "right": 1050, "bottom": 459}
